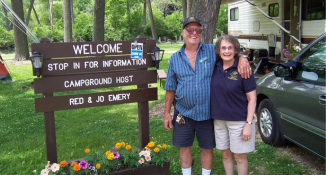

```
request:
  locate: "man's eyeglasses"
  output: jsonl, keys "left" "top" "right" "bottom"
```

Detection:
{"left": 221, "top": 46, "right": 234, "bottom": 51}
{"left": 184, "top": 28, "right": 202, "bottom": 34}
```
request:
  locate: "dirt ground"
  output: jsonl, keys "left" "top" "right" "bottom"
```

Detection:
{"left": 149, "top": 103, "right": 326, "bottom": 175}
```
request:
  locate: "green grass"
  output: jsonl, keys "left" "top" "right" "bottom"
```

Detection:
{"left": 0, "top": 44, "right": 310, "bottom": 175}
{"left": 157, "top": 42, "right": 184, "bottom": 52}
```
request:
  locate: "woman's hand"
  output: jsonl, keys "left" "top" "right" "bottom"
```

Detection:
{"left": 242, "top": 123, "right": 252, "bottom": 141}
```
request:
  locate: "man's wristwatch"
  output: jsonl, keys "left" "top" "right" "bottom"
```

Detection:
{"left": 246, "top": 121, "right": 252, "bottom": 124}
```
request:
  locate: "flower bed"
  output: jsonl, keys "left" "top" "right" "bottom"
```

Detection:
{"left": 40, "top": 141, "right": 169, "bottom": 175}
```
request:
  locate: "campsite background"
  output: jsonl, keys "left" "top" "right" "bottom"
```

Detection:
{"left": 0, "top": 0, "right": 325, "bottom": 174}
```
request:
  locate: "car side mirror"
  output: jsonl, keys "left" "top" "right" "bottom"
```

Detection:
{"left": 274, "top": 66, "right": 293, "bottom": 77}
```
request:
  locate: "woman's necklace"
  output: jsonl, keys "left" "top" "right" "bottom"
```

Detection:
{"left": 186, "top": 49, "right": 197, "bottom": 62}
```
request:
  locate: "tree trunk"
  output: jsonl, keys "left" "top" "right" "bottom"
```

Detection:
{"left": 143, "top": 0, "right": 146, "bottom": 25}
{"left": 63, "top": 0, "right": 73, "bottom": 42}
{"left": 25, "top": 0, "right": 35, "bottom": 26}
{"left": 1, "top": 2, "right": 11, "bottom": 31}
{"left": 11, "top": 0, "right": 29, "bottom": 61}
{"left": 33, "top": 7, "right": 41, "bottom": 25}
{"left": 146, "top": 0, "right": 157, "bottom": 41}
{"left": 92, "top": 0, "right": 105, "bottom": 41}
{"left": 48, "top": 0, "right": 53, "bottom": 27}
{"left": 70, "top": 0, "right": 74, "bottom": 25}
{"left": 192, "top": 0, "right": 221, "bottom": 44}
{"left": 182, "top": 0, "right": 187, "bottom": 20}
{"left": 186, "top": 0, "right": 193, "bottom": 17}
{"left": 127, "top": 0, "right": 131, "bottom": 33}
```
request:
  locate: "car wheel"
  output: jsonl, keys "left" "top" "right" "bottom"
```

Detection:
{"left": 257, "top": 99, "right": 284, "bottom": 146}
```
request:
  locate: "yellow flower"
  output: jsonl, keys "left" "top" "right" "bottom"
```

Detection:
{"left": 162, "top": 144, "right": 167, "bottom": 149}
{"left": 105, "top": 151, "right": 111, "bottom": 155}
{"left": 85, "top": 148, "right": 90, "bottom": 154}
{"left": 73, "top": 164, "right": 81, "bottom": 171}
{"left": 157, "top": 145, "right": 162, "bottom": 148}
{"left": 148, "top": 141, "right": 155, "bottom": 148}
{"left": 96, "top": 164, "right": 101, "bottom": 169}
{"left": 107, "top": 153, "right": 114, "bottom": 160}
{"left": 121, "top": 142, "right": 126, "bottom": 146}
{"left": 154, "top": 148, "right": 160, "bottom": 153}
{"left": 126, "top": 145, "right": 132, "bottom": 150}
{"left": 115, "top": 143, "right": 122, "bottom": 149}
{"left": 60, "top": 161, "right": 67, "bottom": 167}
{"left": 286, "top": 45, "right": 289, "bottom": 48}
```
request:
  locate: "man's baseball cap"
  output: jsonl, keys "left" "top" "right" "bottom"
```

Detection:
{"left": 183, "top": 16, "right": 202, "bottom": 29}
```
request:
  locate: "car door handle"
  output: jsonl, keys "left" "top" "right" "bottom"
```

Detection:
{"left": 319, "top": 95, "right": 326, "bottom": 105}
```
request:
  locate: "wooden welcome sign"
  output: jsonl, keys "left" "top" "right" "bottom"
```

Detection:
{"left": 32, "top": 36, "right": 157, "bottom": 163}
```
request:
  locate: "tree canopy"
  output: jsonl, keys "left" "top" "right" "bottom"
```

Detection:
{"left": 0, "top": 0, "right": 228, "bottom": 49}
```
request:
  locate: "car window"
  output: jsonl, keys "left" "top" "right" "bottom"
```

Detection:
{"left": 295, "top": 38, "right": 326, "bottom": 83}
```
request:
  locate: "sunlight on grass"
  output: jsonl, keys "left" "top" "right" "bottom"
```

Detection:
{"left": 157, "top": 42, "right": 184, "bottom": 51}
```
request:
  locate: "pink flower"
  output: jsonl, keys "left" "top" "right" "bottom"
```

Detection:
{"left": 145, "top": 156, "right": 151, "bottom": 162}
{"left": 138, "top": 158, "right": 144, "bottom": 164}
{"left": 114, "top": 152, "right": 120, "bottom": 159}
{"left": 282, "top": 48, "right": 287, "bottom": 52}
{"left": 80, "top": 160, "right": 88, "bottom": 169}
{"left": 285, "top": 51, "right": 289, "bottom": 55}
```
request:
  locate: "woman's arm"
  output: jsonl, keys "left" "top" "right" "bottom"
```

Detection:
{"left": 242, "top": 90, "right": 257, "bottom": 141}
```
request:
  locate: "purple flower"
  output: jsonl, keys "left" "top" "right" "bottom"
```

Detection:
{"left": 80, "top": 160, "right": 88, "bottom": 169}
{"left": 285, "top": 51, "right": 289, "bottom": 55}
{"left": 89, "top": 163, "right": 94, "bottom": 169}
{"left": 114, "top": 152, "right": 120, "bottom": 159}
{"left": 283, "top": 49, "right": 287, "bottom": 52}
{"left": 110, "top": 148, "right": 116, "bottom": 152}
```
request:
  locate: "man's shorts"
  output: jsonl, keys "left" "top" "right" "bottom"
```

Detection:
{"left": 172, "top": 109, "right": 215, "bottom": 149}
{"left": 213, "top": 120, "right": 255, "bottom": 154}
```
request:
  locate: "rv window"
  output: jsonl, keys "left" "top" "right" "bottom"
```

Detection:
{"left": 303, "top": 0, "right": 326, "bottom": 20}
{"left": 230, "top": 7, "right": 239, "bottom": 21}
{"left": 269, "top": 3, "right": 279, "bottom": 17}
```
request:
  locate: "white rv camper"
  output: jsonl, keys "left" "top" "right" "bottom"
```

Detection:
{"left": 222, "top": 0, "right": 325, "bottom": 68}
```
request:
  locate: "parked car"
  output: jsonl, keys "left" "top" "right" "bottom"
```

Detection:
{"left": 255, "top": 32, "right": 326, "bottom": 159}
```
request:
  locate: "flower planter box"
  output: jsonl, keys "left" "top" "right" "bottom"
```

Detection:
{"left": 284, "top": 54, "right": 295, "bottom": 59}
{"left": 105, "top": 159, "right": 170, "bottom": 175}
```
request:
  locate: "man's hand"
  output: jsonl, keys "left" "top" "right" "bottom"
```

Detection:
{"left": 238, "top": 56, "right": 252, "bottom": 79}
{"left": 163, "top": 113, "right": 173, "bottom": 130}
{"left": 163, "top": 90, "right": 175, "bottom": 131}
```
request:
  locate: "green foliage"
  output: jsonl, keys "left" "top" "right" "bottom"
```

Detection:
{"left": 164, "top": 11, "right": 183, "bottom": 39}
{"left": 73, "top": 12, "right": 93, "bottom": 41}
{"left": 33, "top": 20, "right": 64, "bottom": 42}
{"left": 73, "top": 0, "right": 94, "bottom": 14}
{"left": 216, "top": 4, "right": 228, "bottom": 36}
{"left": 0, "top": 26, "right": 14, "bottom": 48}
{"left": 51, "top": 1, "right": 63, "bottom": 25}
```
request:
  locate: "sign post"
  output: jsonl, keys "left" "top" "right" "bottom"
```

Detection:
{"left": 32, "top": 36, "right": 158, "bottom": 163}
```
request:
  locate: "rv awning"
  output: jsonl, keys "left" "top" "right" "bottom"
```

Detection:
{"left": 221, "top": 0, "right": 241, "bottom": 5}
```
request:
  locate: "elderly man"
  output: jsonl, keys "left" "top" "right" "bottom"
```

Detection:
{"left": 163, "top": 16, "right": 251, "bottom": 175}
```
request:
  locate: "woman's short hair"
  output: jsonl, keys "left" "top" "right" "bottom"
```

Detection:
{"left": 215, "top": 34, "right": 241, "bottom": 57}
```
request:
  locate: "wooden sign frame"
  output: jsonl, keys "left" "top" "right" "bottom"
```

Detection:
{"left": 32, "top": 36, "right": 157, "bottom": 163}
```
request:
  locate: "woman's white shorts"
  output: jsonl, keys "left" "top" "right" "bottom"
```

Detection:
{"left": 213, "top": 120, "right": 255, "bottom": 154}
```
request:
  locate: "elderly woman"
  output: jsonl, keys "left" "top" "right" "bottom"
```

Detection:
{"left": 211, "top": 35, "right": 256, "bottom": 175}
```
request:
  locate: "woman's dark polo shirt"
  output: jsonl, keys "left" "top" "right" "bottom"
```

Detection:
{"left": 210, "top": 57, "right": 256, "bottom": 121}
